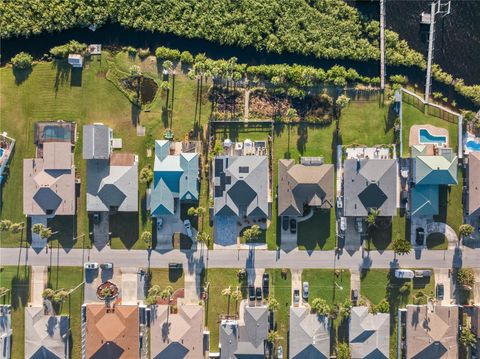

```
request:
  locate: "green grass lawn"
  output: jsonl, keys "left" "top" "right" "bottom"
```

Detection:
{"left": 239, "top": 226, "right": 267, "bottom": 244}
{"left": 297, "top": 209, "right": 336, "bottom": 250}
{"left": 339, "top": 99, "right": 395, "bottom": 146}
{"left": 365, "top": 210, "right": 408, "bottom": 251}
{"left": 0, "top": 50, "right": 214, "bottom": 249}
{"left": 360, "top": 269, "right": 435, "bottom": 359}
{"left": 302, "top": 269, "right": 351, "bottom": 306}
{"left": 149, "top": 268, "right": 185, "bottom": 291}
{"left": 434, "top": 173, "right": 463, "bottom": 236}
{"left": 401, "top": 102, "right": 458, "bottom": 157}
{"left": 0, "top": 266, "right": 30, "bottom": 359}
{"left": 426, "top": 233, "right": 448, "bottom": 250}
{"left": 205, "top": 269, "right": 246, "bottom": 352}
{"left": 266, "top": 269, "right": 291, "bottom": 354}
{"left": 47, "top": 266, "right": 83, "bottom": 359}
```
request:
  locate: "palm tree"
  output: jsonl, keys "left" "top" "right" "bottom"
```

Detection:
{"left": 32, "top": 223, "right": 44, "bottom": 234}
{"left": 141, "top": 231, "right": 153, "bottom": 249}
{"left": 222, "top": 286, "right": 232, "bottom": 317}
{"left": 161, "top": 285, "right": 174, "bottom": 323}
{"left": 267, "top": 330, "right": 279, "bottom": 345}
{"left": 197, "top": 232, "right": 212, "bottom": 261}
{"left": 366, "top": 208, "right": 381, "bottom": 227}
{"left": 231, "top": 286, "right": 242, "bottom": 317}
{"left": 268, "top": 297, "right": 280, "bottom": 313}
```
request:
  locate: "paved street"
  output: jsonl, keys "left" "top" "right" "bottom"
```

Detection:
{"left": 1, "top": 245, "right": 477, "bottom": 270}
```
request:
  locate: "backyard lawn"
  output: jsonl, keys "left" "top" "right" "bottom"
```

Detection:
{"left": 265, "top": 269, "right": 291, "bottom": 355}
{"left": 302, "top": 269, "right": 351, "bottom": 306}
{"left": 0, "top": 50, "right": 212, "bottom": 249}
{"left": 205, "top": 269, "right": 246, "bottom": 352}
{"left": 401, "top": 102, "right": 458, "bottom": 157}
{"left": 360, "top": 269, "right": 435, "bottom": 359}
{"left": 48, "top": 266, "right": 83, "bottom": 359}
{"left": 0, "top": 266, "right": 30, "bottom": 359}
{"left": 297, "top": 209, "right": 336, "bottom": 250}
{"left": 339, "top": 99, "right": 395, "bottom": 146}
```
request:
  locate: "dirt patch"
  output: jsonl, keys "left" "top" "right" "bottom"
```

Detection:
{"left": 249, "top": 89, "right": 291, "bottom": 120}
{"left": 209, "top": 86, "right": 244, "bottom": 119}
{"left": 96, "top": 70, "right": 107, "bottom": 78}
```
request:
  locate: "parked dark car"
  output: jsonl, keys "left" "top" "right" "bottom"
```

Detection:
{"left": 93, "top": 213, "right": 100, "bottom": 224}
{"left": 282, "top": 216, "right": 289, "bottom": 231}
{"left": 290, "top": 219, "right": 297, "bottom": 234}
{"left": 263, "top": 273, "right": 269, "bottom": 297}
{"left": 351, "top": 289, "right": 359, "bottom": 304}
{"left": 415, "top": 227, "right": 425, "bottom": 246}
{"left": 293, "top": 290, "right": 300, "bottom": 306}
{"left": 256, "top": 287, "right": 262, "bottom": 302}
{"left": 249, "top": 286, "right": 255, "bottom": 303}
{"left": 436, "top": 284, "right": 444, "bottom": 300}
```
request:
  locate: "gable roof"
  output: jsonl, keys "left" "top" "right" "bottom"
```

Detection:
{"left": 151, "top": 140, "right": 199, "bottom": 215}
{"left": 25, "top": 307, "right": 69, "bottom": 359}
{"left": 150, "top": 303, "right": 204, "bottom": 359}
{"left": 214, "top": 156, "right": 269, "bottom": 218}
{"left": 23, "top": 142, "right": 75, "bottom": 216}
{"left": 289, "top": 306, "right": 330, "bottom": 359}
{"left": 405, "top": 305, "right": 458, "bottom": 359}
{"left": 219, "top": 302, "right": 268, "bottom": 358}
{"left": 85, "top": 304, "right": 139, "bottom": 359}
{"left": 414, "top": 156, "right": 457, "bottom": 185}
{"left": 83, "top": 125, "right": 111, "bottom": 160}
{"left": 344, "top": 159, "right": 397, "bottom": 217}
{"left": 278, "top": 159, "right": 334, "bottom": 217}
{"left": 468, "top": 152, "right": 480, "bottom": 215}
{"left": 349, "top": 306, "right": 389, "bottom": 359}
{"left": 86, "top": 154, "right": 138, "bottom": 212}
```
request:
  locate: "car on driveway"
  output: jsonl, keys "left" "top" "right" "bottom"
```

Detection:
{"left": 84, "top": 262, "right": 98, "bottom": 270}
{"left": 249, "top": 286, "right": 255, "bottom": 304}
{"left": 93, "top": 213, "right": 100, "bottom": 224}
{"left": 263, "top": 273, "right": 269, "bottom": 297}
{"left": 293, "top": 289, "right": 300, "bottom": 306}
{"left": 351, "top": 289, "right": 359, "bottom": 304}
{"left": 282, "top": 216, "right": 289, "bottom": 231}
{"left": 415, "top": 227, "right": 425, "bottom": 246}
{"left": 100, "top": 263, "right": 113, "bottom": 270}
{"left": 256, "top": 287, "right": 262, "bottom": 302}
{"left": 290, "top": 219, "right": 297, "bottom": 234}
{"left": 157, "top": 218, "right": 163, "bottom": 230}
{"left": 183, "top": 219, "right": 193, "bottom": 237}
{"left": 436, "top": 283, "right": 444, "bottom": 300}
{"left": 277, "top": 346, "right": 283, "bottom": 359}
{"left": 302, "top": 282, "right": 309, "bottom": 300}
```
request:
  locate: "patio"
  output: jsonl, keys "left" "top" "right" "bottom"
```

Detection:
{"left": 345, "top": 146, "right": 391, "bottom": 160}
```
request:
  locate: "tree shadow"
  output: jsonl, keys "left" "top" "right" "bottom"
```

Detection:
{"left": 297, "top": 209, "right": 331, "bottom": 250}
{"left": 47, "top": 215, "right": 77, "bottom": 252}
{"left": 296, "top": 123, "right": 308, "bottom": 155}
{"left": 53, "top": 60, "right": 70, "bottom": 94}
{"left": 13, "top": 67, "right": 32, "bottom": 85}
{"left": 131, "top": 103, "right": 141, "bottom": 127}
{"left": 10, "top": 273, "right": 30, "bottom": 310}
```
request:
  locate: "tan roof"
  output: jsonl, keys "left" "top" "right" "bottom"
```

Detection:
{"left": 85, "top": 304, "right": 139, "bottom": 359}
{"left": 278, "top": 159, "right": 334, "bottom": 217}
{"left": 23, "top": 142, "right": 75, "bottom": 216}
{"left": 469, "top": 152, "right": 480, "bottom": 215}
{"left": 110, "top": 153, "right": 135, "bottom": 166}
{"left": 150, "top": 301, "right": 204, "bottom": 358}
{"left": 406, "top": 305, "right": 458, "bottom": 359}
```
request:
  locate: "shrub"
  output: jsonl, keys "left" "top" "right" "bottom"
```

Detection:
{"left": 457, "top": 268, "right": 475, "bottom": 289}
{"left": 459, "top": 224, "right": 474, "bottom": 238}
{"left": 50, "top": 40, "right": 87, "bottom": 58}
{"left": 155, "top": 46, "right": 181, "bottom": 62}
{"left": 11, "top": 52, "right": 33, "bottom": 69}
{"left": 389, "top": 74, "right": 408, "bottom": 85}
{"left": 126, "top": 46, "right": 137, "bottom": 56}
{"left": 138, "top": 48, "right": 150, "bottom": 59}
{"left": 180, "top": 50, "right": 194, "bottom": 65}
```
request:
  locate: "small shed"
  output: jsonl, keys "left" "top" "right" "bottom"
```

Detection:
{"left": 88, "top": 44, "right": 102, "bottom": 55}
{"left": 68, "top": 54, "right": 83, "bottom": 68}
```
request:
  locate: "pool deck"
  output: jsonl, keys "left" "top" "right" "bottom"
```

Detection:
{"left": 409, "top": 124, "right": 449, "bottom": 147}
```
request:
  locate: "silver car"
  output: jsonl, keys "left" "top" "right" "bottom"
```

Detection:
{"left": 302, "top": 282, "right": 309, "bottom": 300}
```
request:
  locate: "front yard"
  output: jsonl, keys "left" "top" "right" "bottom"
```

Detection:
{"left": 297, "top": 209, "right": 336, "bottom": 250}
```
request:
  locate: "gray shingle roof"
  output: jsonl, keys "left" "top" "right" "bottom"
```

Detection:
{"left": 278, "top": 159, "right": 334, "bottom": 217}
{"left": 289, "top": 306, "right": 330, "bottom": 359}
{"left": 344, "top": 159, "right": 397, "bottom": 217}
{"left": 349, "top": 306, "right": 389, "bottom": 359}
{"left": 214, "top": 156, "right": 269, "bottom": 218}
{"left": 83, "top": 125, "right": 111, "bottom": 160}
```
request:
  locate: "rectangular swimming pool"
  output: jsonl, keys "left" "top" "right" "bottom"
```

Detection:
{"left": 419, "top": 128, "right": 447, "bottom": 145}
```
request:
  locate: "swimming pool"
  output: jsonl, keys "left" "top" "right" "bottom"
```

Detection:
{"left": 419, "top": 128, "right": 447, "bottom": 145}
{"left": 466, "top": 140, "right": 480, "bottom": 152}
{"left": 0, "top": 148, "right": 4, "bottom": 158}
{"left": 43, "top": 126, "right": 71, "bottom": 142}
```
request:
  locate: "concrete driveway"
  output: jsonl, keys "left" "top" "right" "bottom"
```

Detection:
{"left": 291, "top": 269, "right": 303, "bottom": 306}
{"left": 121, "top": 268, "right": 138, "bottom": 305}
{"left": 434, "top": 269, "right": 453, "bottom": 305}
{"left": 350, "top": 269, "right": 360, "bottom": 299}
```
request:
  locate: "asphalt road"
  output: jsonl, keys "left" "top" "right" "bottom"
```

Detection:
{"left": 0, "top": 245, "right": 474, "bottom": 271}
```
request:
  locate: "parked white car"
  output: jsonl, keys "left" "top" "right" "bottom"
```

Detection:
{"left": 84, "top": 262, "right": 98, "bottom": 270}
{"left": 395, "top": 269, "right": 414, "bottom": 279}
{"left": 183, "top": 219, "right": 193, "bottom": 238}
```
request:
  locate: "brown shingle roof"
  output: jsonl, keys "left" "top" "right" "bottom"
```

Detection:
{"left": 468, "top": 152, "right": 480, "bottom": 215}
{"left": 85, "top": 304, "right": 139, "bottom": 359}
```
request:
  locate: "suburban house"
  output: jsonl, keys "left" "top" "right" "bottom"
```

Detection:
{"left": 83, "top": 124, "right": 138, "bottom": 247}
{"left": 289, "top": 306, "right": 330, "bottom": 359}
{"left": 82, "top": 303, "right": 145, "bottom": 359}
{"left": 219, "top": 301, "right": 269, "bottom": 358}
{"left": 149, "top": 140, "right": 199, "bottom": 217}
{"left": 467, "top": 151, "right": 480, "bottom": 216}
{"left": 409, "top": 145, "right": 458, "bottom": 216}
{"left": 23, "top": 141, "right": 75, "bottom": 248}
{"left": 25, "top": 307, "right": 69, "bottom": 359}
{"left": 343, "top": 158, "right": 397, "bottom": 234}
{"left": 0, "top": 305, "right": 12, "bottom": 359}
{"left": 212, "top": 139, "right": 270, "bottom": 245}
{"left": 404, "top": 304, "right": 459, "bottom": 359}
{"left": 150, "top": 301, "right": 206, "bottom": 358}
{"left": 349, "top": 306, "right": 390, "bottom": 359}
{"left": 278, "top": 158, "right": 334, "bottom": 217}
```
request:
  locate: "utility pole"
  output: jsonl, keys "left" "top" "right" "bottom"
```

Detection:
{"left": 380, "top": 0, "right": 386, "bottom": 90}
{"left": 423, "top": 0, "right": 451, "bottom": 103}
